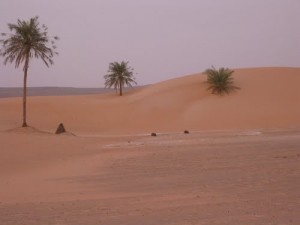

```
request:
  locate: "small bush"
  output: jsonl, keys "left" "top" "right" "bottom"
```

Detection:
{"left": 205, "top": 66, "right": 239, "bottom": 95}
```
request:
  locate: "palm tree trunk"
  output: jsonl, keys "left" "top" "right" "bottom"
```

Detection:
{"left": 119, "top": 82, "right": 122, "bottom": 96}
{"left": 22, "top": 55, "right": 29, "bottom": 127}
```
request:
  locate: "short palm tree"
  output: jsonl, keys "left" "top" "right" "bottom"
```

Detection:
{"left": 205, "top": 66, "right": 239, "bottom": 95}
{"left": 104, "top": 61, "right": 137, "bottom": 96}
{"left": 0, "top": 16, "right": 58, "bottom": 127}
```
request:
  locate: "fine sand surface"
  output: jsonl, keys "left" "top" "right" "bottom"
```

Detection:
{"left": 0, "top": 129, "right": 299, "bottom": 225}
{"left": 0, "top": 67, "right": 300, "bottom": 224}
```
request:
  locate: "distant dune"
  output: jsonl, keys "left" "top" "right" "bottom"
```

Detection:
{"left": 0, "top": 67, "right": 299, "bottom": 134}
{"left": 0, "top": 87, "right": 114, "bottom": 98}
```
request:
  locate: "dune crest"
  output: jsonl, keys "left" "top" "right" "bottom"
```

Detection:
{"left": 0, "top": 67, "right": 299, "bottom": 134}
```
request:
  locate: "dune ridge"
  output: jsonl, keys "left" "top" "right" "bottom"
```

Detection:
{"left": 0, "top": 67, "right": 299, "bottom": 134}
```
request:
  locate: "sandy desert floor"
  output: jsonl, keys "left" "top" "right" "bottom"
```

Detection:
{"left": 0, "top": 128, "right": 299, "bottom": 225}
{"left": 0, "top": 67, "right": 300, "bottom": 224}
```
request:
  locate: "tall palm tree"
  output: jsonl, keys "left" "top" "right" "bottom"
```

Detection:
{"left": 205, "top": 66, "right": 239, "bottom": 95}
{"left": 0, "top": 16, "right": 58, "bottom": 127}
{"left": 104, "top": 61, "right": 137, "bottom": 96}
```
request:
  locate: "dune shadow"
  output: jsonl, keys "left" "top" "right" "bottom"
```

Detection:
{"left": 4, "top": 125, "right": 76, "bottom": 136}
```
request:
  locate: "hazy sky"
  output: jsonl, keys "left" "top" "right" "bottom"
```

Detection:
{"left": 1, "top": 0, "right": 300, "bottom": 87}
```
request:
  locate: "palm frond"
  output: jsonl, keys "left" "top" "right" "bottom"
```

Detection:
{"left": 0, "top": 16, "right": 59, "bottom": 70}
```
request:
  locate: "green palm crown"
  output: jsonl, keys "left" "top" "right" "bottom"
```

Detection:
{"left": 104, "top": 61, "right": 137, "bottom": 96}
{"left": 205, "top": 66, "right": 239, "bottom": 95}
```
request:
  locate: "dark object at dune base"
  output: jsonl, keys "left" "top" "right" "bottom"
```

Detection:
{"left": 151, "top": 132, "right": 157, "bottom": 137}
{"left": 55, "top": 123, "right": 66, "bottom": 134}
{"left": 184, "top": 130, "right": 190, "bottom": 134}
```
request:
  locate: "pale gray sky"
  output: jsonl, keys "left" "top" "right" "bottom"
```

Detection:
{"left": 1, "top": 0, "right": 300, "bottom": 87}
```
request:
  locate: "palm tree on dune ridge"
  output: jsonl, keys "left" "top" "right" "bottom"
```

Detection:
{"left": 104, "top": 61, "right": 137, "bottom": 96}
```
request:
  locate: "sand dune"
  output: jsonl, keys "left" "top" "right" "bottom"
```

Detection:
{"left": 1, "top": 67, "right": 300, "bottom": 224}
{"left": 0, "top": 67, "right": 299, "bottom": 134}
